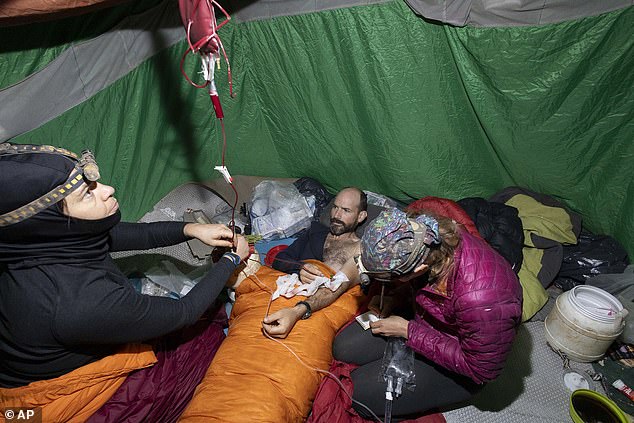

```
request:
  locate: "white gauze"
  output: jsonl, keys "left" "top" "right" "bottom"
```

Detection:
{"left": 271, "top": 271, "right": 349, "bottom": 300}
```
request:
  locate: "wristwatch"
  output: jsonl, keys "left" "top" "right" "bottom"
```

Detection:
{"left": 295, "top": 301, "right": 312, "bottom": 320}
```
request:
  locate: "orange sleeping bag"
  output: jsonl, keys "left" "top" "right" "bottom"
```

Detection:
{"left": 0, "top": 344, "right": 156, "bottom": 423}
{"left": 180, "top": 263, "right": 364, "bottom": 422}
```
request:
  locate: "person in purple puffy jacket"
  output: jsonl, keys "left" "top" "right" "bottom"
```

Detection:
{"left": 333, "top": 208, "right": 523, "bottom": 420}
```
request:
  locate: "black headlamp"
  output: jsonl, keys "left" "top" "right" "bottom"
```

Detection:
{"left": 0, "top": 143, "right": 100, "bottom": 227}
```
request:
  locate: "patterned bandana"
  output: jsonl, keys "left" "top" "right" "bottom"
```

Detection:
{"left": 415, "top": 214, "right": 441, "bottom": 245}
{"left": 361, "top": 208, "right": 440, "bottom": 274}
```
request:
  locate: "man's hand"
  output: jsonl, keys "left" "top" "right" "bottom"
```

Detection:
{"left": 184, "top": 223, "right": 234, "bottom": 248}
{"left": 262, "top": 305, "right": 305, "bottom": 338}
{"left": 369, "top": 315, "right": 409, "bottom": 339}
{"left": 299, "top": 263, "right": 324, "bottom": 284}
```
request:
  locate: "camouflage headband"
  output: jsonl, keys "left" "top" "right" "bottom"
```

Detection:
{"left": 360, "top": 208, "right": 440, "bottom": 277}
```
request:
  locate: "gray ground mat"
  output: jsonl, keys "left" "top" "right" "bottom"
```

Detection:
{"left": 443, "top": 319, "right": 601, "bottom": 423}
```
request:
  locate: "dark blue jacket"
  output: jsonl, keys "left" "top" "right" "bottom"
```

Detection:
{"left": 271, "top": 222, "right": 329, "bottom": 274}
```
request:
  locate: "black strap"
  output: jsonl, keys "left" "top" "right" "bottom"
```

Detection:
{"left": 0, "top": 143, "right": 101, "bottom": 227}
{"left": 0, "top": 142, "right": 78, "bottom": 160}
{"left": 296, "top": 300, "right": 312, "bottom": 319}
{"left": 0, "top": 166, "right": 84, "bottom": 227}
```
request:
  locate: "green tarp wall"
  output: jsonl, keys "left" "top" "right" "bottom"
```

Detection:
{"left": 1, "top": 1, "right": 633, "bottom": 256}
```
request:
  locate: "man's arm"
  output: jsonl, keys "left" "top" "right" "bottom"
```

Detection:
{"left": 299, "top": 256, "right": 361, "bottom": 312}
{"left": 303, "top": 280, "right": 354, "bottom": 313}
{"left": 262, "top": 276, "right": 358, "bottom": 339}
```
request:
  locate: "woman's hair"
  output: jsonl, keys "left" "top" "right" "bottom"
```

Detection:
{"left": 410, "top": 211, "right": 460, "bottom": 281}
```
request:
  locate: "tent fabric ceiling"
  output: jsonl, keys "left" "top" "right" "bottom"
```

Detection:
{"left": 0, "top": 1, "right": 183, "bottom": 142}
{"left": 224, "top": 0, "right": 390, "bottom": 22}
{"left": 2, "top": 0, "right": 632, "bottom": 258}
{"left": 405, "top": 0, "right": 634, "bottom": 27}
{"left": 0, "top": 0, "right": 389, "bottom": 26}
{"left": 1, "top": 0, "right": 632, "bottom": 27}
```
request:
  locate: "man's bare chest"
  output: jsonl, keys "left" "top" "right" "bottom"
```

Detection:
{"left": 322, "top": 235, "right": 360, "bottom": 270}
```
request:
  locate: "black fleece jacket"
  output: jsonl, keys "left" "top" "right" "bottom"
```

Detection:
{"left": 0, "top": 221, "right": 236, "bottom": 388}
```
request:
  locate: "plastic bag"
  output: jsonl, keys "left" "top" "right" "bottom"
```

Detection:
{"left": 131, "top": 277, "right": 179, "bottom": 299}
{"left": 250, "top": 181, "right": 313, "bottom": 240}
{"left": 365, "top": 190, "right": 399, "bottom": 208}
{"left": 379, "top": 337, "right": 416, "bottom": 396}
{"left": 144, "top": 260, "right": 197, "bottom": 298}
{"left": 554, "top": 230, "right": 630, "bottom": 291}
{"left": 211, "top": 206, "right": 249, "bottom": 234}
{"left": 293, "top": 177, "right": 333, "bottom": 219}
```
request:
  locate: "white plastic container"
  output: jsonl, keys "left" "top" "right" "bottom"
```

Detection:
{"left": 545, "top": 285, "right": 627, "bottom": 362}
{"left": 617, "top": 294, "right": 634, "bottom": 344}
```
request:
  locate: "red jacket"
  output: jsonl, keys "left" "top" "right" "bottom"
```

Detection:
{"left": 406, "top": 229, "right": 523, "bottom": 384}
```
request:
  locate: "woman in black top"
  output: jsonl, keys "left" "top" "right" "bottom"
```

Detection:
{"left": 0, "top": 143, "right": 249, "bottom": 388}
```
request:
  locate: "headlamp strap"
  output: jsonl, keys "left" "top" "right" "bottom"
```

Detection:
{"left": 354, "top": 255, "right": 367, "bottom": 274}
{"left": 0, "top": 143, "right": 79, "bottom": 161}
{"left": 0, "top": 167, "right": 84, "bottom": 227}
{"left": 0, "top": 143, "right": 100, "bottom": 227}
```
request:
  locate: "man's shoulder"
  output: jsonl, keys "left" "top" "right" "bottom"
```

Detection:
{"left": 308, "top": 221, "right": 329, "bottom": 234}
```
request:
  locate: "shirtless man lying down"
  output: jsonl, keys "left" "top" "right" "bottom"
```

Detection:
{"left": 262, "top": 187, "right": 368, "bottom": 338}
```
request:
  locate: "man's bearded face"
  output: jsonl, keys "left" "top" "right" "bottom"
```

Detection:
{"left": 330, "top": 216, "right": 357, "bottom": 236}
{"left": 329, "top": 190, "right": 362, "bottom": 236}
